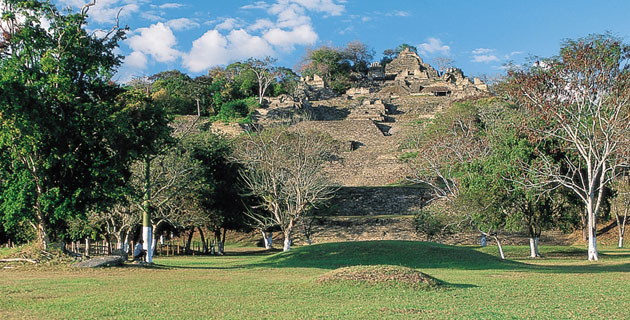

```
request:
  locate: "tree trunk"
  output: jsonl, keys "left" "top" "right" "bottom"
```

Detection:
{"left": 219, "top": 228, "right": 227, "bottom": 255}
{"left": 529, "top": 237, "right": 537, "bottom": 258}
{"left": 267, "top": 232, "right": 273, "bottom": 249}
{"left": 616, "top": 202, "right": 628, "bottom": 248}
{"left": 142, "top": 156, "right": 153, "bottom": 263}
{"left": 493, "top": 235, "right": 505, "bottom": 260}
{"left": 198, "top": 227, "right": 208, "bottom": 254}
{"left": 587, "top": 200, "right": 598, "bottom": 261}
{"left": 185, "top": 227, "right": 194, "bottom": 254}
{"left": 480, "top": 234, "right": 487, "bottom": 247}
{"left": 85, "top": 238, "right": 90, "bottom": 257}
{"left": 36, "top": 220, "right": 50, "bottom": 251}
{"left": 283, "top": 229, "right": 292, "bottom": 252}
{"left": 261, "top": 230, "right": 270, "bottom": 249}
{"left": 534, "top": 237, "right": 540, "bottom": 257}
{"left": 152, "top": 236, "right": 158, "bottom": 257}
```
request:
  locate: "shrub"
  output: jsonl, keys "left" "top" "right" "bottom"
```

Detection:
{"left": 215, "top": 97, "right": 259, "bottom": 122}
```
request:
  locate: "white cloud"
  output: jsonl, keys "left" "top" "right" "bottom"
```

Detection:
{"left": 241, "top": 1, "right": 270, "bottom": 10}
{"left": 472, "top": 48, "right": 494, "bottom": 55}
{"left": 215, "top": 18, "right": 241, "bottom": 31}
{"left": 263, "top": 24, "right": 318, "bottom": 48}
{"left": 182, "top": 30, "right": 230, "bottom": 72}
{"left": 166, "top": 18, "right": 200, "bottom": 31}
{"left": 418, "top": 38, "right": 450, "bottom": 55}
{"left": 227, "top": 29, "right": 275, "bottom": 60}
{"left": 270, "top": 3, "right": 311, "bottom": 28}
{"left": 182, "top": 28, "right": 276, "bottom": 73}
{"left": 58, "top": 0, "right": 140, "bottom": 24}
{"left": 158, "top": 3, "right": 184, "bottom": 9}
{"left": 248, "top": 18, "right": 275, "bottom": 31}
{"left": 125, "top": 51, "right": 148, "bottom": 69}
{"left": 287, "top": 0, "right": 344, "bottom": 16}
{"left": 472, "top": 54, "right": 500, "bottom": 63}
{"left": 127, "top": 22, "right": 181, "bottom": 63}
{"left": 387, "top": 10, "right": 410, "bottom": 17}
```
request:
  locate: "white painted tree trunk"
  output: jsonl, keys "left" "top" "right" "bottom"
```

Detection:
{"left": 123, "top": 233, "right": 130, "bottom": 253}
{"left": 267, "top": 233, "right": 273, "bottom": 249}
{"left": 143, "top": 226, "right": 153, "bottom": 263}
{"left": 85, "top": 238, "right": 90, "bottom": 257}
{"left": 529, "top": 237, "right": 537, "bottom": 258}
{"left": 619, "top": 236, "right": 624, "bottom": 249}
{"left": 534, "top": 237, "right": 540, "bottom": 257}
{"left": 262, "top": 230, "right": 270, "bottom": 249}
{"left": 587, "top": 203, "right": 598, "bottom": 261}
{"left": 493, "top": 236, "right": 505, "bottom": 260}
{"left": 480, "top": 234, "right": 487, "bottom": 247}
{"left": 283, "top": 236, "right": 291, "bottom": 251}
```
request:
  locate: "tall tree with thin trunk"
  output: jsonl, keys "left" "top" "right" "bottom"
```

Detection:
{"left": 246, "top": 57, "right": 279, "bottom": 105}
{"left": 612, "top": 177, "right": 630, "bottom": 248}
{"left": 501, "top": 34, "right": 630, "bottom": 260}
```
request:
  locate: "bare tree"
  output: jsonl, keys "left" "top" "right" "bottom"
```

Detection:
{"left": 246, "top": 57, "right": 279, "bottom": 105}
{"left": 612, "top": 177, "right": 630, "bottom": 248}
{"left": 502, "top": 34, "right": 630, "bottom": 260}
{"left": 433, "top": 56, "right": 455, "bottom": 75}
{"left": 236, "top": 128, "right": 337, "bottom": 251}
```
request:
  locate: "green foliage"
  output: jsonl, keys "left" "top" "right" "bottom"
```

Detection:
{"left": 0, "top": 1, "right": 157, "bottom": 245}
{"left": 185, "top": 132, "right": 248, "bottom": 233}
{"left": 414, "top": 208, "right": 451, "bottom": 241}
{"left": 148, "top": 70, "right": 195, "bottom": 115}
{"left": 214, "top": 97, "right": 259, "bottom": 122}
{"left": 299, "top": 46, "right": 352, "bottom": 94}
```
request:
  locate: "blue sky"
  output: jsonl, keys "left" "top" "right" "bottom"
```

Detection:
{"left": 54, "top": 0, "right": 630, "bottom": 82}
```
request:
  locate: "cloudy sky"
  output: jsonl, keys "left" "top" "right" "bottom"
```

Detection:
{"left": 54, "top": 0, "right": 630, "bottom": 82}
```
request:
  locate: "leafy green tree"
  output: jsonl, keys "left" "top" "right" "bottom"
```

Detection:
{"left": 185, "top": 132, "right": 248, "bottom": 254}
{"left": 148, "top": 70, "right": 195, "bottom": 115}
{"left": 0, "top": 1, "right": 151, "bottom": 249}
{"left": 299, "top": 46, "right": 351, "bottom": 94}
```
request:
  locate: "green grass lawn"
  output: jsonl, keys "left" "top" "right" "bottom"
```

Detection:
{"left": 2, "top": 241, "right": 630, "bottom": 319}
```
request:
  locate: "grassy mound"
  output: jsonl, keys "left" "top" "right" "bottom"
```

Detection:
{"left": 319, "top": 265, "right": 442, "bottom": 289}
{"left": 262, "top": 240, "right": 515, "bottom": 270}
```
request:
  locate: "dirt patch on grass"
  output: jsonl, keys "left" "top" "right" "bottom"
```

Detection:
{"left": 318, "top": 265, "right": 442, "bottom": 289}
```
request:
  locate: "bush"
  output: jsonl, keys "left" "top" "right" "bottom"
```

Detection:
{"left": 215, "top": 97, "right": 259, "bottom": 123}
{"left": 414, "top": 208, "right": 451, "bottom": 241}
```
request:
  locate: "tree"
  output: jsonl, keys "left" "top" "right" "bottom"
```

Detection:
{"left": 148, "top": 70, "right": 195, "bottom": 115}
{"left": 433, "top": 56, "right": 455, "bottom": 75}
{"left": 395, "top": 43, "right": 418, "bottom": 55}
{"left": 299, "top": 46, "right": 351, "bottom": 94}
{"left": 0, "top": 1, "right": 147, "bottom": 249}
{"left": 342, "top": 41, "right": 375, "bottom": 74}
{"left": 245, "top": 57, "right": 279, "bottom": 105}
{"left": 611, "top": 177, "right": 630, "bottom": 248}
{"left": 501, "top": 34, "right": 630, "bottom": 260}
{"left": 236, "top": 128, "right": 338, "bottom": 251}
{"left": 186, "top": 131, "right": 248, "bottom": 255}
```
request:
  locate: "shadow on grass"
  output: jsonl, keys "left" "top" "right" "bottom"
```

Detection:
{"left": 255, "top": 241, "right": 630, "bottom": 274}
{"left": 256, "top": 241, "right": 520, "bottom": 271}
{"left": 148, "top": 241, "right": 630, "bottom": 275}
